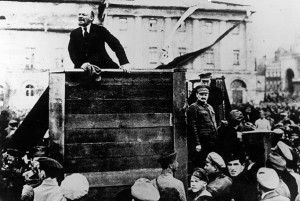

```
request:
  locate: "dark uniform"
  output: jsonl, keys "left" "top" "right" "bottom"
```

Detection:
{"left": 187, "top": 73, "right": 224, "bottom": 125}
{"left": 187, "top": 85, "right": 217, "bottom": 169}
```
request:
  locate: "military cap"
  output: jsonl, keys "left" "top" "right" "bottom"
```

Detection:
{"left": 61, "top": 173, "right": 89, "bottom": 200}
{"left": 192, "top": 168, "right": 208, "bottom": 182}
{"left": 257, "top": 167, "right": 279, "bottom": 189}
{"left": 198, "top": 72, "right": 212, "bottom": 79}
{"left": 226, "top": 151, "right": 246, "bottom": 164}
{"left": 131, "top": 178, "right": 160, "bottom": 201}
{"left": 272, "top": 141, "right": 293, "bottom": 162}
{"left": 195, "top": 84, "right": 210, "bottom": 94}
{"left": 157, "top": 152, "right": 177, "bottom": 167}
{"left": 206, "top": 152, "right": 226, "bottom": 169}
{"left": 266, "top": 152, "right": 286, "bottom": 171}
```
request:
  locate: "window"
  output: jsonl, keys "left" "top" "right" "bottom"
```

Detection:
{"left": 233, "top": 50, "right": 240, "bottom": 65}
{"left": 119, "top": 18, "right": 128, "bottom": 31}
{"left": 149, "top": 47, "right": 158, "bottom": 65}
{"left": 25, "top": 47, "right": 35, "bottom": 69}
{"left": 205, "top": 22, "right": 212, "bottom": 34}
{"left": 178, "top": 47, "right": 187, "bottom": 56}
{"left": 25, "top": 85, "right": 35, "bottom": 97}
{"left": 178, "top": 22, "right": 186, "bottom": 32}
{"left": 149, "top": 19, "right": 157, "bottom": 32}
{"left": 206, "top": 49, "right": 214, "bottom": 64}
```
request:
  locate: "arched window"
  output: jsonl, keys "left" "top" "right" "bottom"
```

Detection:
{"left": 231, "top": 79, "right": 247, "bottom": 104}
{"left": 25, "top": 84, "right": 35, "bottom": 96}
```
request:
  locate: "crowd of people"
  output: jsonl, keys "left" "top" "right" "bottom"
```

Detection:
{"left": 2, "top": 3, "right": 300, "bottom": 199}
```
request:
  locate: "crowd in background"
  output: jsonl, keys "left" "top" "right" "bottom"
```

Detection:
{"left": 2, "top": 95, "right": 300, "bottom": 201}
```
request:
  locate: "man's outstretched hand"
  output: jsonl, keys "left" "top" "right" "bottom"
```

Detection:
{"left": 120, "top": 63, "right": 131, "bottom": 73}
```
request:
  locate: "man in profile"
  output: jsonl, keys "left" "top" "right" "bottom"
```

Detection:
{"left": 68, "top": 5, "right": 131, "bottom": 73}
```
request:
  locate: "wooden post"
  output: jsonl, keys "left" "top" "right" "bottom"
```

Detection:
{"left": 49, "top": 72, "right": 65, "bottom": 163}
{"left": 173, "top": 68, "right": 188, "bottom": 188}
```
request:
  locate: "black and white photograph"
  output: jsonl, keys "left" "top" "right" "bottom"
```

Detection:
{"left": 1, "top": 0, "right": 300, "bottom": 200}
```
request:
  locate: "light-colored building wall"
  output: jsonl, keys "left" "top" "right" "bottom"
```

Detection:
{"left": 0, "top": 0, "right": 257, "bottom": 110}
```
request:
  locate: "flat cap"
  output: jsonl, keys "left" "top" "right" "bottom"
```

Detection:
{"left": 192, "top": 168, "right": 208, "bottom": 182}
{"left": 199, "top": 72, "right": 212, "bottom": 78}
{"left": 257, "top": 167, "right": 279, "bottom": 189}
{"left": 131, "top": 178, "right": 160, "bottom": 201}
{"left": 272, "top": 141, "right": 293, "bottom": 162}
{"left": 206, "top": 152, "right": 226, "bottom": 169}
{"left": 266, "top": 152, "right": 286, "bottom": 171}
{"left": 157, "top": 152, "right": 177, "bottom": 167}
{"left": 195, "top": 84, "right": 210, "bottom": 94}
{"left": 61, "top": 173, "right": 89, "bottom": 200}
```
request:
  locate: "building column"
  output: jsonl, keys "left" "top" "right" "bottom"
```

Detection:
{"left": 192, "top": 19, "right": 200, "bottom": 71}
{"left": 134, "top": 16, "right": 143, "bottom": 68}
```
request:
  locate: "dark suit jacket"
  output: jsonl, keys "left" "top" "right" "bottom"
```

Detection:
{"left": 68, "top": 24, "right": 129, "bottom": 69}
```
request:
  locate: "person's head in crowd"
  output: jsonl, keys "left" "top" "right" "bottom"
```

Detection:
{"left": 131, "top": 178, "right": 160, "bottom": 201}
{"left": 259, "top": 110, "right": 266, "bottom": 119}
{"left": 78, "top": 5, "right": 94, "bottom": 27}
{"left": 194, "top": 85, "right": 210, "bottom": 104}
{"left": 190, "top": 168, "right": 209, "bottom": 194}
{"left": 32, "top": 157, "right": 63, "bottom": 180}
{"left": 245, "top": 105, "right": 252, "bottom": 114}
{"left": 157, "top": 152, "right": 178, "bottom": 173}
{"left": 204, "top": 152, "right": 226, "bottom": 175}
{"left": 289, "top": 125, "right": 300, "bottom": 140}
{"left": 265, "top": 109, "right": 272, "bottom": 118}
{"left": 3, "top": 148, "right": 23, "bottom": 167}
{"left": 61, "top": 173, "right": 89, "bottom": 201}
{"left": 256, "top": 168, "right": 280, "bottom": 195}
{"left": 266, "top": 152, "right": 287, "bottom": 174}
{"left": 228, "top": 109, "right": 244, "bottom": 127}
{"left": 272, "top": 141, "right": 292, "bottom": 163}
{"left": 198, "top": 72, "right": 212, "bottom": 86}
{"left": 226, "top": 152, "right": 245, "bottom": 178}
{"left": 280, "top": 112, "right": 289, "bottom": 121}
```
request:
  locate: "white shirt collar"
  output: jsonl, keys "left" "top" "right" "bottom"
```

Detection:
{"left": 261, "top": 190, "right": 275, "bottom": 199}
{"left": 81, "top": 24, "right": 91, "bottom": 36}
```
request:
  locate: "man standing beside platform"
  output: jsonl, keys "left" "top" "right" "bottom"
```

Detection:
{"left": 187, "top": 85, "right": 218, "bottom": 169}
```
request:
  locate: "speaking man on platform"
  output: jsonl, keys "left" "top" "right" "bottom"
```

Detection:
{"left": 68, "top": 5, "right": 131, "bottom": 73}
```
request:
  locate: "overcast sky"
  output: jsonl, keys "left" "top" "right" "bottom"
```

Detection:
{"left": 249, "top": 0, "right": 300, "bottom": 59}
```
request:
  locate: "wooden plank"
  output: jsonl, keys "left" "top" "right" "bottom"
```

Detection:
{"left": 65, "top": 85, "right": 173, "bottom": 100}
{"left": 65, "top": 141, "right": 173, "bottom": 159}
{"left": 65, "top": 127, "right": 173, "bottom": 143}
{"left": 49, "top": 73, "right": 65, "bottom": 163}
{"left": 65, "top": 71, "right": 173, "bottom": 86}
{"left": 173, "top": 70, "right": 188, "bottom": 188}
{"left": 65, "top": 113, "right": 173, "bottom": 129}
{"left": 77, "top": 168, "right": 161, "bottom": 187}
{"left": 65, "top": 99, "right": 173, "bottom": 114}
{"left": 64, "top": 155, "right": 162, "bottom": 173}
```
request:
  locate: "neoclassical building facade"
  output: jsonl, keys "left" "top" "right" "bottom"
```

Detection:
{"left": 0, "top": 0, "right": 258, "bottom": 110}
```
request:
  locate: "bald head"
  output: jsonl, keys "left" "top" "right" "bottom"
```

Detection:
{"left": 78, "top": 6, "right": 94, "bottom": 27}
